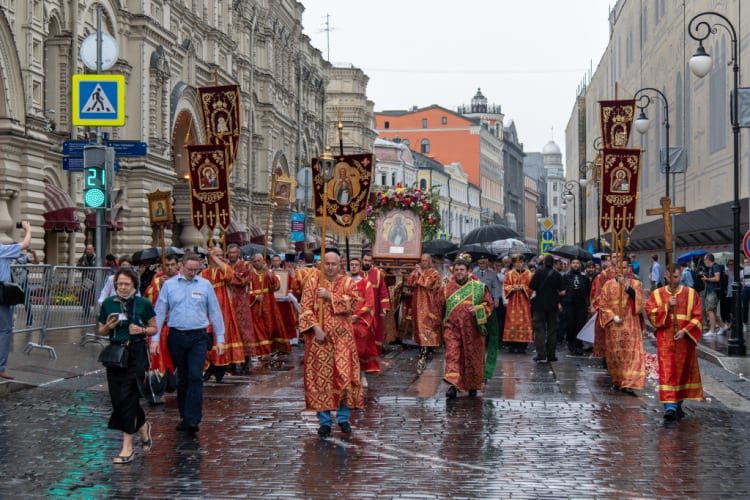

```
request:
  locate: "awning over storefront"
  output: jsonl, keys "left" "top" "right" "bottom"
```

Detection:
{"left": 226, "top": 220, "right": 249, "bottom": 245}
{"left": 84, "top": 209, "right": 124, "bottom": 231}
{"left": 248, "top": 224, "right": 265, "bottom": 244}
{"left": 42, "top": 184, "right": 81, "bottom": 232}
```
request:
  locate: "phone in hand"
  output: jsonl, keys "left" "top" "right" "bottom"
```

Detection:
{"left": 107, "top": 312, "right": 120, "bottom": 324}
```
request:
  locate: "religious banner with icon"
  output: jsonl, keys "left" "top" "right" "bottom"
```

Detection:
{"left": 198, "top": 84, "right": 241, "bottom": 169}
{"left": 187, "top": 144, "right": 232, "bottom": 231}
{"left": 599, "top": 99, "right": 636, "bottom": 148}
{"left": 600, "top": 148, "right": 641, "bottom": 233}
{"left": 311, "top": 153, "right": 374, "bottom": 236}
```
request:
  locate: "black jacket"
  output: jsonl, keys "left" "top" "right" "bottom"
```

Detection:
{"left": 562, "top": 270, "right": 590, "bottom": 308}
{"left": 529, "top": 266, "right": 563, "bottom": 313}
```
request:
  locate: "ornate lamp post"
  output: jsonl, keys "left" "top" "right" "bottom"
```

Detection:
{"left": 563, "top": 179, "right": 588, "bottom": 247}
{"left": 580, "top": 161, "right": 600, "bottom": 252}
{"left": 689, "top": 11, "right": 745, "bottom": 356}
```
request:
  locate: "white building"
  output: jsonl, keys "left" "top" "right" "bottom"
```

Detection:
{"left": 372, "top": 138, "right": 416, "bottom": 188}
{"left": 542, "top": 140, "right": 566, "bottom": 243}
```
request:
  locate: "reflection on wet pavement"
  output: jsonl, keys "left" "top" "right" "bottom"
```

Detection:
{"left": 1, "top": 345, "right": 749, "bottom": 498}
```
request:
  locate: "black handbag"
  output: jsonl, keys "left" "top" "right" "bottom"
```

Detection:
{"left": 98, "top": 343, "right": 129, "bottom": 368}
{"left": 0, "top": 282, "right": 25, "bottom": 306}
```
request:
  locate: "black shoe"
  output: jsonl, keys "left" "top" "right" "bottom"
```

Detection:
{"left": 677, "top": 407, "right": 686, "bottom": 419}
{"left": 318, "top": 425, "right": 332, "bottom": 437}
{"left": 621, "top": 387, "right": 638, "bottom": 397}
{"left": 187, "top": 424, "right": 200, "bottom": 435}
{"left": 468, "top": 389, "right": 477, "bottom": 397}
{"left": 339, "top": 422, "right": 352, "bottom": 434}
{"left": 533, "top": 356, "right": 547, "bottom": 363}
{"left": 664, "top": 409, "right": 677, "bottom": 421}
{"left": 548, "top": 356, "right": 558, "bottom": 362}
{"left": 176, "top": 421, "right": 188, "bottom": 432}
{"left": 446, "top": 385, "right": 458, "bottom": 399}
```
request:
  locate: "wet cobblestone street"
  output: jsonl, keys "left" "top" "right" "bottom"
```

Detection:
{"left": 2, "top": 345, "right": 750, "bottom": 499}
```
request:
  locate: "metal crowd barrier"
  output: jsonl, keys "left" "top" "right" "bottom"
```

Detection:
{"left": 13, "top": 265, "right": 112, "bottom": 359}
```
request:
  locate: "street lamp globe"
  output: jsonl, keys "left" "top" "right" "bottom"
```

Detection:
{"left": 561, "top": 201, "right": 567, "bottom": 210}
{"left": 634, "top": 110, "right": 651, "bottom": 134}
{"left": 579, "top": 178, "right": 590, "bottom": 188}
{"left": 689, "top": 43, "right": 713, "bottom": 78}
{"left": 564, "top": 192, "right": 574, "bottom": 202}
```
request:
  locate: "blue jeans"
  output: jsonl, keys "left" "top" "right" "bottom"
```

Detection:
{"left": 664, "top": 402, "right": 682, "bottom": 411}
{"left": 0, "top": 305, "right": 13, "bottom": 372}
{"left": 318, "top": 403, "right": 350, "bottom": 427}
{"left": 168, "top": 328, "right": 210, "bottom": 426}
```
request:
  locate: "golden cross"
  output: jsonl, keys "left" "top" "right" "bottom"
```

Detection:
{"left": 193, "top": 211, "right": 204, "bottom": 226}
{"left": 219, "top": 209, "right": 230, "bottom": 226}
{"left": 206, "top": 211, "right": 216, "bottom": 227}
{"left": 646, "top": 196, "right": 686, "bottom": 268}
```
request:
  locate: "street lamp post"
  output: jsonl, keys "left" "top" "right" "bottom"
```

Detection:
{"left": 581, "top": 161, "right": 600, "bottom": 253}
{"left": 563, "top": 180, "right": 587, "bottom": 247}
{"left": 689, "top": 11, "right": 746, "bottom": 356}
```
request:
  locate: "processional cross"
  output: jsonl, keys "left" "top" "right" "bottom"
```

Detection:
{"left": 645, "top": 196, "right": 685, "bottom": 268}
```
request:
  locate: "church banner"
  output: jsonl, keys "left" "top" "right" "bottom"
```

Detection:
{"left": 198, "top": 84, "right": 241, "bottom": 169}
{"left": 599, "top": 99, "right": 636, "bottom": 148}
{"left": 311, "top": 153, "right": 374, "bottom": 236}
{"left": 600, "top": 148, "right": 641, "bottom": 233}
{"left": 187, "top": 144, "right": 232, "bottom": 231}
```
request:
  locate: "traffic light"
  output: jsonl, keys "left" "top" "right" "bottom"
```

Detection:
{"left": 83, "top": 145, "right": 107, "bottom": 209}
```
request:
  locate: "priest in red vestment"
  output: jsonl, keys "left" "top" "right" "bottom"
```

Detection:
{"left": 590, "top": 255, "right": 615, "bottom": 360}
{"left": 202, "top": 247, "right": 246, "bottom": 382}
{"left": 436, "top": 254, "right": 493, "bottom": 398}
{"left": 271, "top": 255, "right": 299, "bottom": 342}
{"left": 599, "top": 257, "right": 645, "bottom": 395}
{"left": 406, "top": 253, "right": 444, "bottom": 374}
{"left": 362, "top": 253, "right": 391, "bottom": 354}
{"left": 248, "top": 253, "right": 291, "bottom": 362}
{"left": 299, "top": 251, "right": 364, "bottom": 437}
{"left": 349, "top": 258, "right": 379, "bottom": 379}
{"left": 144, "top": 254, "right": 179, "bottom": 402}
{"left": 502, "top": 254, "right": 533, "bottom": 353}
{"left": 645, "top": 264, "right": 703, "bottom": 420}
{"left": 226, "top": 244, "right": 256, "bottom": 365}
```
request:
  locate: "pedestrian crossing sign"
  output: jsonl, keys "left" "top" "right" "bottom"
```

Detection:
{"left": 71, "top": 74, "right": 125, "bottom": 126}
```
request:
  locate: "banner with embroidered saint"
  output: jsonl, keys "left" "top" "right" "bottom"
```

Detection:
{"left": 187, "top": 144, "right": 232, "bottom": 231}
{"left": 198, "top": 85, "right": 241, "bottom": 169}
{"left": 600, "top": 148, "right": 641, "bottom": 233}
{"left": 599, "top": 99, "right": 636, "bottom": 148}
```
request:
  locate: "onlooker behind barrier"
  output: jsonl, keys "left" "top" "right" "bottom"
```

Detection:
{"left": 12, "top": 248, "right": 40, "bottom": 327}
{"left": 77, "top": 244, "right": 97, "bottom": 319}
{"left": 0, "top": 220, "right": 32, "bottom": 380}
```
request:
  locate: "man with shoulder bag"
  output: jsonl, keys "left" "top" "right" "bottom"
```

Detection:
{"left": 0, "top": 221, "right": 32, "bottom": 380}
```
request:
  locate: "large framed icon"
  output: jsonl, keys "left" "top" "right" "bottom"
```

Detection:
{"left": 372, "top": 209, "right": 422, "bottom": 260}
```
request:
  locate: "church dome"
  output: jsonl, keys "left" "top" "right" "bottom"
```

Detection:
{"left": 542, "top": 140, "right": 561, "bottom": 155}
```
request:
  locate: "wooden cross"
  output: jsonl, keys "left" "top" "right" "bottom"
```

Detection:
{"left": 646, "top": 196, "right": 686, "bottom": 268}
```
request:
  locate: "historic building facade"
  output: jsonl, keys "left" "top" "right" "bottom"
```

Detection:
{"left": 0, "top": 0, "right": 330, "bottom": 263}
{"left": 324, "top": 64, "right": 375, "bottom": 155}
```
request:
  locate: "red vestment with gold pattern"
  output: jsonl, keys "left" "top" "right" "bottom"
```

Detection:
{"left": 436, "top": 277, "right": 493, "bottom": 391}
{"left": 352, "top": 275, "right": 379, "bottom": 373}
{"left": 502, "top": 269, "right": 533, "bottom": 343}
{"left": 364, "top": 266, "right": 391, "bottom": 354}
{"left": 273, "top": 270, "right": 298, "bottom": 341}
{"left": 299, "top": 273, "right": 364, "bottom": 411}
{"left": 202, "top": 264, "right": 245, "bottom": 366}
{"left": 590, "top": 267, "right": 615, "bottom": 357}
{"left": 145, "top": 272, "right": 174, "bottom": 373}
{"left": 406, "top": 267, "right": 443, "bottom": 347}
{"left": 599, "top": 277, "right": 645, "bottom": 390}
{"left": 645, "top": 285, "right": 703, "bottom": 403}
{"left": 248, "top": 268, "right": 291, "bottom": 355}
{"left": 228, "top": 259, "right": 255, "bottom": 357}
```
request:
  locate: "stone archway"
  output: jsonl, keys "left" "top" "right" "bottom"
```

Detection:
{"left": 171, "top": 103, "right": 203, "bottom": 248}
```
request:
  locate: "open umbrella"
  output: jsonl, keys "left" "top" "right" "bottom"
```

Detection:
{"left": 677, "top": 249, "right": 706, "bottom": 265}
{"left": 131, "top": 247, "right": 185, "bottom": 264}
{"left": 422, "top": 240, "right": 458, "bottom": 256}
{"left": 713, "top": 251, "right": 733, "bottom": 265}
{"left": 461, "top": 224, "right": 520, "bottom": 245}
{"left": 486, "top": 238, "right": 532, "bottom": 256}
{"left": 457, "top": 244, "right": 495, "bottom": 261}
{"left": 239, "top": 244, "right": 279, "bottom": 258}
{"left": 548, "top": 245, "right": 594, "bottom": 262}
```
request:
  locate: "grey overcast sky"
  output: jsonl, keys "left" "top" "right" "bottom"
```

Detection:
{"left": 302, "top": 0, "right": 612, "bottom": 162}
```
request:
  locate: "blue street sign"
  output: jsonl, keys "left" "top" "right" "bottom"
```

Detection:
{"left": 72, "top": 74, "right": 125, "bottom": 126}
{"left": 63, "top": 139, "right": 147, "bottom": 157}
{"left": 63, "top": 156, "right": 120, "bottom": 172}
{"left": 543, "top": 230, "right": 553, "bottom": 240}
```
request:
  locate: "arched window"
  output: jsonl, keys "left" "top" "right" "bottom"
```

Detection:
{"left": 391, "top": 172, "right": 397, "bottom": 186}
{"left": 420, "top": 179, "right": 427, "bottom": 190}
{"left": 420, "top": 139, "right": 430, "bottom": 154}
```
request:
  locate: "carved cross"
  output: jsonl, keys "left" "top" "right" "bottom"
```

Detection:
{"left": 646, "top": 196, "right": 686, "bottom": 268}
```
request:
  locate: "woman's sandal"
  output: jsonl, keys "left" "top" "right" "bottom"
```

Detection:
{"left": 112, "top": 451, "right": 134, "bottom": 464}
{"left": 141, "top": 422, "right": 153, "bottom": 452}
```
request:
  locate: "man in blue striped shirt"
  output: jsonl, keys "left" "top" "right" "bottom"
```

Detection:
{"left": 151, "top": 252, "right": 225, "bottom": 435}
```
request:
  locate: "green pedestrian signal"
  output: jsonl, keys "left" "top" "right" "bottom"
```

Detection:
{"left": 84, "top": 166, "right": 106, "bottom": 208}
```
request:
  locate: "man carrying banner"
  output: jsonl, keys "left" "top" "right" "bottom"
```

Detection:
{"left": 599, "top": 256, "right": 645, "bottom": 395}
{"left": 248, "top": 253, "right": 291, "bottom": 365}
{"left": 645, "top": 264, "right": 703, "bottom": 421}
{"left": 503, "top": 254, "right": 533, "bottom": 353}
{"left": 349, "top": 257, "right": 379, "bottom": 383}
{"left": 144, "top": 254, "right": 180, "bottom": 403}
{"left": 299, "top": 251, "right": 364, "bottom": 437}
{"left": 226, "top": 244, "right": 255, "bottom": 369}
{"left": 202, "top": 247, "right": 245, "bottom": 382}
{"left": 438, "top": 253, "right": 494, "bottom": 399}
{"left": 406, "top": 253, "right": 444, "bottom": 374}
{"left": 362, "top": 253, "right": 390, "bottom": 354}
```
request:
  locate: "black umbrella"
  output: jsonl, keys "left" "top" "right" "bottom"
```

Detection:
{"left": 548, "top": 245, "right": 594, "bottom": 261}
{"left": 239, "top": 244, "right": 279, "bottom": 258}
{"left": 461, "top": 224, "right": 520, "bottom": 245}
{"left": 457, "top": 244, "right": 495, "bottom": 261}
{"left": 131, "top": 247, "right": 185, "bottom": 264}
{"left": 422, "top": 239, "right": 458, "bottom": 256}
